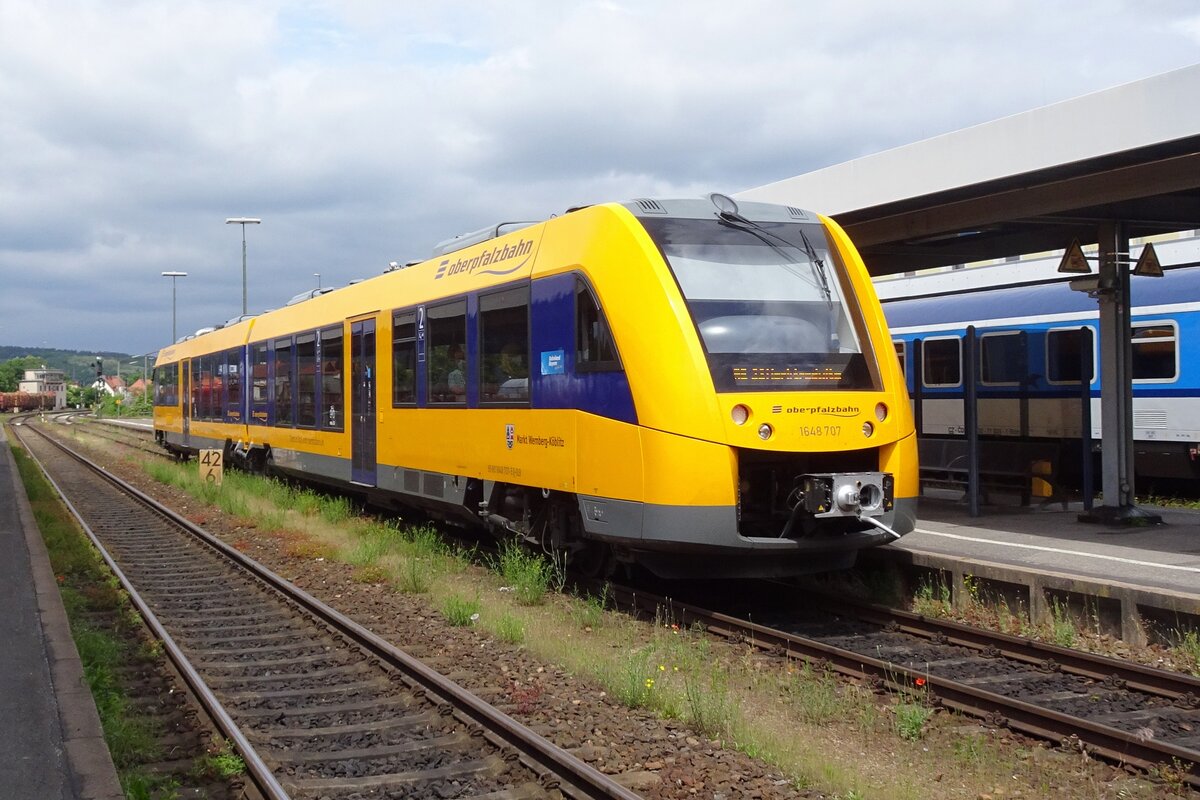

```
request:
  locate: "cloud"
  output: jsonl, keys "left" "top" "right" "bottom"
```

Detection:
{"left": 0, "top": 0, "right": 1197, "bottom": 354}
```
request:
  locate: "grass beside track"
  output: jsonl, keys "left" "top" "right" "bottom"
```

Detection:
{"left": 129, "top": 455, "right": 1187, "bottom": 800}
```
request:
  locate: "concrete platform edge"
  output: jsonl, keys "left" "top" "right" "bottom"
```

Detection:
{"left": 5, "top": 432, "right": 124, "bottom": 799}
{"left": 864, "top": 545, "right": 1200, "bottom": 647}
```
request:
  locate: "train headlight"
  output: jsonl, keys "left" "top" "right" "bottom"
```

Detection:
{"left": 862, "top": 421, "right": 874, "bottom": 438}
{"left": 875, "top": 402, "right": 888, "bottom": 421}
{"left": 758, "top": 423, "right": 773, "bottom": 440}
{"left": 731, "top": 404, "right": 750, "bottom": 425}
{"left": 859, "top": 482, "right": 884, "bottom": 511}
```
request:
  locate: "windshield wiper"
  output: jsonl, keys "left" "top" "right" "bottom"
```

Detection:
{"left": 715, "top": 211, "right": 833, "bottom": 306}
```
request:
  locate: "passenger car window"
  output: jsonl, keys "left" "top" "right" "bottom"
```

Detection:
{"left": 190, "top": 359, "right": 203, "bottom": 420}
{"left": 274, "top": 337, "right": 294, "bottom": 426}
{"left": 250, "top": 343, "right": 269, "bottom": 423}
{"left": 1046, "top": 328, "right": 1094, "bottom": 384}
{"left": 319, "top": 326, "right": 344, "bottom": 429}
{"left": 392, "top": 312, "right": 417, "bottom": 405}
{"left": 1131, "top": 322, "right": 1177, "bottom": 381}
{"left": 980, "top": 332, "right": 1023, "bottom": 386}
{"left": 921, "top": 338, "right": 961, "bottom": 387}
{"left": 295, "top": 333, "right": 317, "bottom": 427}
{"left": 427, "top": 301, "right": 467, "bottom": 405}
{"left": 479, "top": 286, "right": 529, "bottom": 403}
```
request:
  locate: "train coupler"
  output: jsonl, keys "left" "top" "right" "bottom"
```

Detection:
{"left": 796, "top": 472, "right": 894, "bottom": 518}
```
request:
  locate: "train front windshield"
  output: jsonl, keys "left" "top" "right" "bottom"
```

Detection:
{"left": 642, "top": 216, "right": 879, "bottom": 392}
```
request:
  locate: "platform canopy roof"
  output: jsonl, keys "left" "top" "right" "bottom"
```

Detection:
{"left": 738, "top": 64, "right": 1200, "bottom": 276}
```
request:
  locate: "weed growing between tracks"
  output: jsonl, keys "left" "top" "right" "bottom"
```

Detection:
{"left": 196, "top": 742, "right": 246, "bottom": 780}
{"left": 1180, "top": 631, "right": 1200, "bottom": 675}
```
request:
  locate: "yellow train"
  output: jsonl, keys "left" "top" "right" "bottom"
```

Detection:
{"left": 153, "top": 195, "right": 917, "bottom": 577}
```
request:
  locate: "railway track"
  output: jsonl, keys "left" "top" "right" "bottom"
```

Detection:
{"left": 604, "top": 582, "right": 1200, "bottom": 788}
{"left": 53, "top": 412, "right": 172, "bottom": 459}
{"left": 14, "top": 421, "right": 639, "bottom": 800}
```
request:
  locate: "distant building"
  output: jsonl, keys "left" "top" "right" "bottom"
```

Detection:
{"left": 19, "top": 368, "right": 66, "bottom": 409}
{"left": 92, "top": 375, "right": 126, "bottom": 397}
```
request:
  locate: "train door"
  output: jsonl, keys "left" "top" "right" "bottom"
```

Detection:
{"left": 351, "top": 319, "right": 377, "bottom": 486}
{"left": 181, "top": 358, "right": 191, "bottom": 448}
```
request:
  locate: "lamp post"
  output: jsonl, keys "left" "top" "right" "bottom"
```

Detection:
{"left": 225, "top": 217, "right": 261, "bottom": 316}
{"left": 161, "top": 271, "right": 187, "bottom": 342}
{"left": 314, "top": 272, "right": 321, "bottom": 288}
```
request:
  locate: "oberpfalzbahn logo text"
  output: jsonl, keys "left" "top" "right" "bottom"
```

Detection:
{"left": 435, "top": 239, "right": 534, "bottom": 280}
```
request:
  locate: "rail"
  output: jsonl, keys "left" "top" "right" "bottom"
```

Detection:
{"left": 600, "top": 582, "right": 1200, "bottom": 788}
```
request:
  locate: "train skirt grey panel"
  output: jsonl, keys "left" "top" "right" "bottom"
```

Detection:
{"left": 269, "top": 448, "right": 352, "bottom": 484}
{"left": 163, "top": 431, "right": 224, "bottom": 452}
{"left": 577, "top": 494, "right": 918, "bottom": 577}
{"left": 376, "top": 464, "right": 471, "bottom": 505}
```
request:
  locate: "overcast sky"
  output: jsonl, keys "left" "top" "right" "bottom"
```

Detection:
{"left": 2, "top": 1, "right": 1198, "bottom": 358}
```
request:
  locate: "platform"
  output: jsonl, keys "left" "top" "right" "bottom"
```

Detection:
{"left": 866, "top": 493, "right": 1200, "bottom": 645}
{"left": 98, "top": 416, "right": 153, "bottom": 430}
{"left": 0, "top": 425, "right": 123, "bottom": 799}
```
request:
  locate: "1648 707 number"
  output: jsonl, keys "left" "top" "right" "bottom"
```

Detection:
{"left": 798, "top": 425, "right": 841, "bottom": 437}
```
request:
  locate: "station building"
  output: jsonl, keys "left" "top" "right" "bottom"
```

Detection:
{"left": 18, "top": 368, "right": 67, "bottom": 409}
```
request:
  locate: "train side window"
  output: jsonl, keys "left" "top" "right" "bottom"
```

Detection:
{"left": 153, "top": 364, "right": 178, "bottom": 406}
{"left": 196, "top": 356, "right": 207, "bottom": 420}
{"left": 479, "top": 285, "right": 530, "bottom": 404}
{"left": 202, "top": 354, "right": 218, "bottom": 421}
{"left": 893, "top": 340, "right": 906, "bottom": 377}
{"left": 213, "top": 355, "right": 227, "bottom": 422}
{"left": 151, "top": 367, "right": 160, "bottom": 405}
{"left": 1131, "top": 321, "right": 1178, "bottom": 381}
{"left": 295, "top": 332, "right": 318, "bottom": 427}
{"left": 980, "top": 332, "right": 1023, "bottom": 386}
{"left": 427, "top": 300, "right": 467, "bottom": 405}
{"left": 190, "top": 359, "right": 203, "bottom": 420}
{"left": 1046, "top": 328, "right": 1095, "bottom": 384}
{"left": 392, "top": 311, "right": 417, "bottom": 405}
{"left": 922, "top": 337, "right": 961, "bottom": 387}
{"left": 250, "top": 343, "right": 269, "bottom": 424}
{"left": 225, "top": 348, "right": 242, "bottom": 421}
{"left": 319, "top": 325, "right": 344, "bottom": 430}
{"left": 275, "top": 337, "right": 294, "bottom": 426}
{"left": 576, "top": 278, "right": 620, "bottom": 372}
{"left": 213, "top": 354, "right": 224, "bottom": 420}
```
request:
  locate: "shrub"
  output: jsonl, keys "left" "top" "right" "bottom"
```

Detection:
{"left": 495, "top": 538, "right": 555, "bottom": 605}
{"left": 442, "top": 594, "right": 481, "bottom": 626}
{"left": 894, "top": 702, "right": 933, "bottom": 741}
{"left": 494, "top": 613, "right": 525, "bottom": 644}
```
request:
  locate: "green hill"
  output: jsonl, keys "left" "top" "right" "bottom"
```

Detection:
{"left": 0, "top": 346, "right": 147, "bottom": 388}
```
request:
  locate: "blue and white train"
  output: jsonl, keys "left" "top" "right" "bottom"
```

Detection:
{"left": 882, "top": 262, "right": 1200, "bottom": 487}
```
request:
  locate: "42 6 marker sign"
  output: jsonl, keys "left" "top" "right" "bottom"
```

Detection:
{"left": 199, "top": 449, "right": 224, "bottom": 485}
